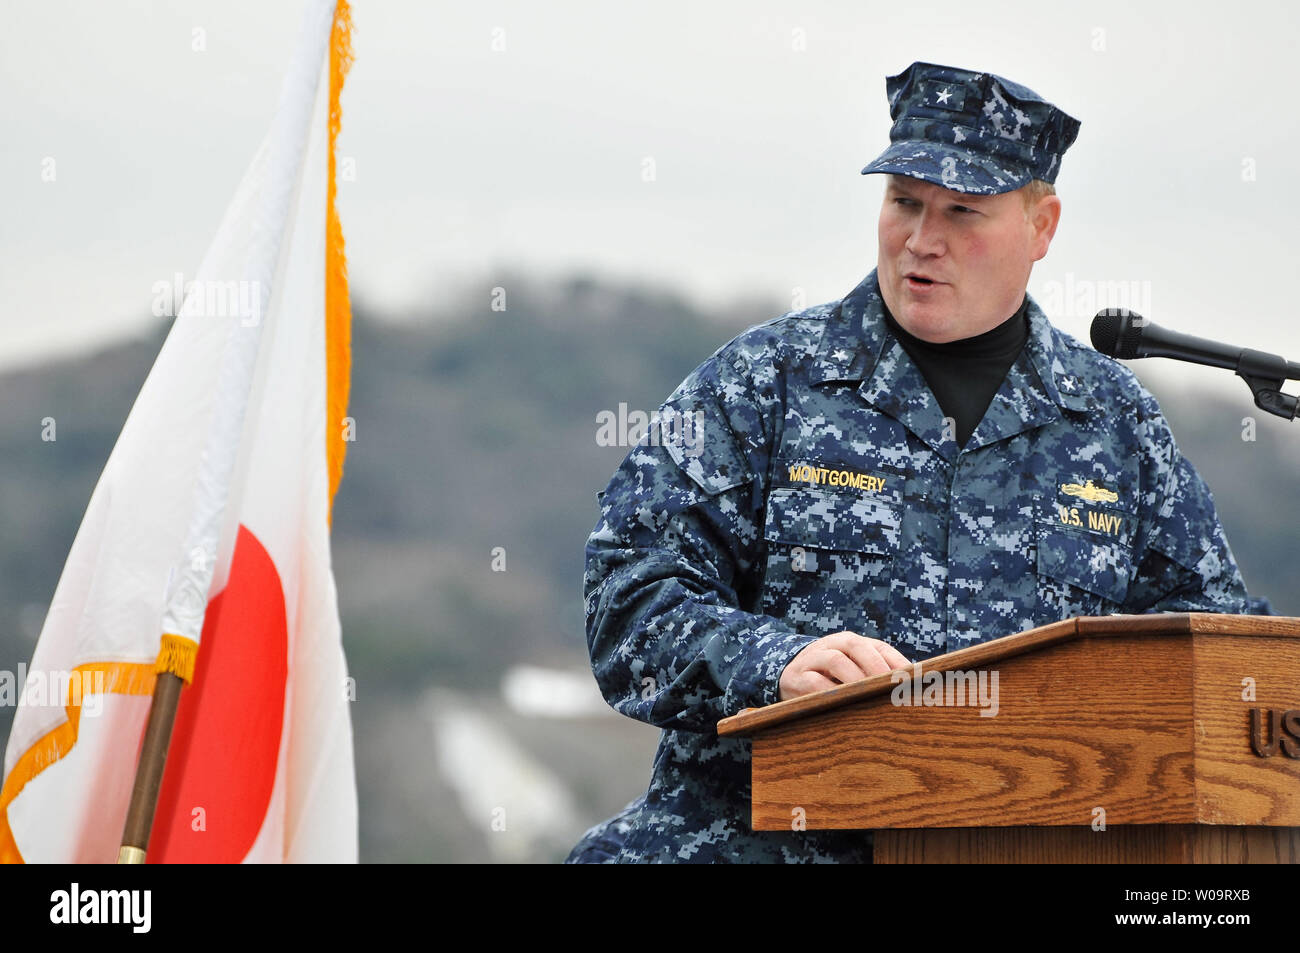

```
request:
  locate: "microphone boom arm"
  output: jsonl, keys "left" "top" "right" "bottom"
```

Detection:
{"left": 1093, "top": 309, "right": 1299, "bottom": 421}
{"left": 1139, "top": 340, "right": 1298, "bottom": 420}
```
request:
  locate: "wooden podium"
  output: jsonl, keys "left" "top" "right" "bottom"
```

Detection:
{"left": 717, "top": 613, "right": 1300, "bottom": 863}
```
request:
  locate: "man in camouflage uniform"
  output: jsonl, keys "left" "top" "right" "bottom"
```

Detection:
{"left": 566, "top": 62, "right": 1252, "bottom": 863}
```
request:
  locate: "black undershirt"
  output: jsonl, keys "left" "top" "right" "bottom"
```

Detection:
{"left": 883, "top": 297, "right": 1030, "bottom": 448}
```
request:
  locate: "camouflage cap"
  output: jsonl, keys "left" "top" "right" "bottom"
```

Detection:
{"left": 861, "top": 61, "right": 1081, "bottom": 195}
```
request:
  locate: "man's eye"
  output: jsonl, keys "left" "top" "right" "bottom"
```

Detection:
{"left": 893, "top": 197, "right": 918, "bottom": 207}
{"left": 951, "top": 205, "right": 977, "bottom": 214}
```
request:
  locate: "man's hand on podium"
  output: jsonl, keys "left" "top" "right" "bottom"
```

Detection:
{"left": 777, "top": 631, "right": 912, "bottom": 702}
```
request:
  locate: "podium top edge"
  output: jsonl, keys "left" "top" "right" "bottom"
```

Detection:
{"left": 716, "top": 612, "right": 1300, "bottom": 738}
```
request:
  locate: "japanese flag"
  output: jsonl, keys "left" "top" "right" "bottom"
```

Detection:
{"left": 1, "top": 0, "right": 358, "bottom": 863}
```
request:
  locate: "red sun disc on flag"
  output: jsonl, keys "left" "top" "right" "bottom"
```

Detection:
{"left": 150, "top": 524, "right": 288, "bottom": 863}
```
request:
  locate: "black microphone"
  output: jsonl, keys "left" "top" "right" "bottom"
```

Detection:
{"left": 1090, "top": 309, "right": 1300, "bottom": 380}
{"left": 1090, "top": 308, "right": 1300, "bottom": 420}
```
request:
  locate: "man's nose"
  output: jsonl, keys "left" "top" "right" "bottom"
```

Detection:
{"left": 904, "top": 209, "right": 946, "bottom": 257}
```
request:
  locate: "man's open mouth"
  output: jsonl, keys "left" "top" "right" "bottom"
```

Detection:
{"left": 905, "top": 274, "right": 938, "bottom": 286}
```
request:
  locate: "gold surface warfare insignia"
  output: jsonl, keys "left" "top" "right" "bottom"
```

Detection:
{"left": 1059, "top": 479, "right": 1119, "bottom": 503}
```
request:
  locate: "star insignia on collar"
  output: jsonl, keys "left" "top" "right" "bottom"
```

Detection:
{"left": 832, "top": 349, "right": 852, "bottom": 362}
{"left": 1061, "top": 377, "right": 1077, "bottom": 392}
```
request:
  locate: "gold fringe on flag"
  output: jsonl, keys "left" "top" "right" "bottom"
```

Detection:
{"left": 326, "top": 0, "right": 355, "bottom": 525}
{"left": 154, "top": 632, "right": 199, "bottom": 683}
{"left": 0, "top": 661, "right": 159, "bottom": 863}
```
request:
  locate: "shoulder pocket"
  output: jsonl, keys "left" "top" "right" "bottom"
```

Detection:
{"left": 654, "top": 389, "right": 755, "bottom": 496}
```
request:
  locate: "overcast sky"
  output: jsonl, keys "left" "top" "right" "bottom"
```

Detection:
{"left": 3, "top": 0, "right": 1298, "bottom": 404}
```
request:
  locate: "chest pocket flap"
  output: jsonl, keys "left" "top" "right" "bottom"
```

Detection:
{"left": 765, "top": 485, "right": 901, "bottom": 555}
{"left": 1036, "top": 521, "right": 1134, "bottom": 604}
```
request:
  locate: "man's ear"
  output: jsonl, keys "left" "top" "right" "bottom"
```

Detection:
{"left": 1029, "top": 195, "right": 1062, "bottom": 262}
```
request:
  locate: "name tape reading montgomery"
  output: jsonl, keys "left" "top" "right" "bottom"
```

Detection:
{"left": 788, "top": 464, "right": 888, "bottom": 493}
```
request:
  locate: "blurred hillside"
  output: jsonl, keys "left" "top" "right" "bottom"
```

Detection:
{"left": 0, "top": 272, "right": 1296, "bottom": 862}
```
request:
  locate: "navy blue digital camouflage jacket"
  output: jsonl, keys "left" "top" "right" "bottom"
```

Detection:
{"left": 569, "top": 269, "right": 1250, "bottom": 863}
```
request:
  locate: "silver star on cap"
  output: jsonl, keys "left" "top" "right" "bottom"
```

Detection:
{"left": 936, "top": 87, "right": 952, "bottom": 104}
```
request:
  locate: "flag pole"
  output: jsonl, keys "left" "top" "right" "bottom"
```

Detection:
{"left": 117, "top": 672, "right": 185, "bottom": 863}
